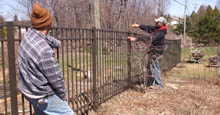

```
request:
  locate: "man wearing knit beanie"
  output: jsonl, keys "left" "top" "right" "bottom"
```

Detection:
{"left": 17, "top": 3, "right": 74, "bottom": 115}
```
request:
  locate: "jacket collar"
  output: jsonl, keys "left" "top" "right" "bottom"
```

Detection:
{"left": 156, "top": 25, "right": 168, "bottom": 31}
{"left": 31, "top": 28, "right": 60, "bottom": 48}
{"left": 153, "top": 25, "right": 168, "bottom": 35}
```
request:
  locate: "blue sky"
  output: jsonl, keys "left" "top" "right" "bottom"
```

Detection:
{"left": 0, "top": 0, "right": 218, "bottom": 21}
{"left": 169, "top": 0, "right": 217, "bottom": 17}
{"left": 0, "top": 0, "right": 25, "bottom": 21}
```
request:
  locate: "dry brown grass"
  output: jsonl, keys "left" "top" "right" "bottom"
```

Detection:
{"left": 89, "top": 77, "right": 220, "bottom": 115}
{"left": 89, "top": 61, "right": 220, "bottom": 115}
{"left": 88, "top": 61, "right": 220, "bottom": 115}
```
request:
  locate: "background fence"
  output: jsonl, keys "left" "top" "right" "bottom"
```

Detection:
{"left": 0, "top": 22, "right": 186, "bottom": 115}
{"left": 0, "top": 22, "right": 146, "bottom": 115}
{"left": 160, "top": 39, "right": 181, "bottom": 73}
{"left": 1, "top": 22, "right": 218, "bottom": 115}
{"left": 0, "top": 22, "right": 184, "bottom": 115}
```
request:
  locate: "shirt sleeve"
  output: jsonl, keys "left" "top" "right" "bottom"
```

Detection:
{"left": 139, "top": 25, "right": 156, "bottom": 33}
{"left": 39, "top": 49, "right": 67, "bottom": 100}
{"left": 46, "top": 36, "right": 61, "bottom": 48}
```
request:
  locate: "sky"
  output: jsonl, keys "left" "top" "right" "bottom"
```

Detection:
{"left": 0, "top": 0, "right": 218, "bottom": 21}
{"left": 0, "top": 0, "right": 25, "bottom": 21}
{"left": 169, "top": 0, "right": 217, "bottom": 17}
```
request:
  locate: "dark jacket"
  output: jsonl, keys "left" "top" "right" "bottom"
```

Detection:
{"left": 138, "top": 25, "right": 167, "bottom": 55}
{"left": 139, "top": 25, "right": 167, "bottom": 46}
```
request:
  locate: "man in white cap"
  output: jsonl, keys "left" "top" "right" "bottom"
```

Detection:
{"left": 17, "top": 3, "right": 74, "bottom": 115}
{"left": 129, "top": 17, "right": 168, "bottom": 88}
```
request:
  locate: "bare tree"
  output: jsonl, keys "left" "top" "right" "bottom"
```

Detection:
{"left": 100, "top": 0, "right": 157, "bottom": 31}
{"left": 154, "top": 0, "right": 171, "bottom": 17}
{"left": 13, "top": 0, "right": 170, "bottom": 31}
{"left": 16, "top": 0, "right": 93, "bottom": 27}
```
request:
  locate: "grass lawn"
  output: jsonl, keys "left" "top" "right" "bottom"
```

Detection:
{"left": 167, "top": 46, "right": 220, "bottom": 79}
{"left": 166, "top": 63, "right": 219, "bottom": 79}
{"left": 58, "top": 51, "right": 128, "bottom": 81}
{"left": 181, "top": 46, "right": 220, "bottom": 62}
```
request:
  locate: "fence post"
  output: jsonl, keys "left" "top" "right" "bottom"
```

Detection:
{"left": 92, "top": 27, "right": 98, "bottom": 112}
{"left": 127, "top": 32, "right": 132, "bottom": 89}
{"left": 7, "top": 22, "right": 18, "bottom": 115}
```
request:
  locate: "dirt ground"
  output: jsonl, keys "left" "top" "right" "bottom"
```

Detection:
{"left": 89, "top": 77, "right": 220, "bottom": 115}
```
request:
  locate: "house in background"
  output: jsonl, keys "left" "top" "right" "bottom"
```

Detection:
{"left": 168, "top": 16, "right": 184, "bottom": 29}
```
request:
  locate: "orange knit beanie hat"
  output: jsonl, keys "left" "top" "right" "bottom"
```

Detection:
{"left": 30, "top": 3, "right": 52, "bottom": 29}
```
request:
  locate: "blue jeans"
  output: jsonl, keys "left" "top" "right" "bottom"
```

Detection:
{"left": 150, "top": 55, "right": 162, "bottom": 87}
{"left": 24, "top": 94, "right": 74, "bottom": 115}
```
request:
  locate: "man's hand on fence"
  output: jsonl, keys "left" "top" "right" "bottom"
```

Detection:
{"left": 128, "top": 37, "right": 137, "bottom": 41}
{"left": 131, "top": 23, "right": 140, "bottom": 28}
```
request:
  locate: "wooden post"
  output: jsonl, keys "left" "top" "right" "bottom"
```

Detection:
{"left": 127, "top": 32, "right": 132, "bottom": 88}
{"left": 94, "top": 0, "right": 101, "bottom": 29}
{"left": 92, "top": 27, "right": 98, "bottom": 111}
{"left": 7, "top": 22, "right": 18, "bottom": 115}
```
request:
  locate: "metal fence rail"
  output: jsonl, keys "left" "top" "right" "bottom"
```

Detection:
{"left": 0, "top": 22, "right": 142, "bottom": 115}
{"left": 0, "top": 22, "right": 187, "bottom": 115}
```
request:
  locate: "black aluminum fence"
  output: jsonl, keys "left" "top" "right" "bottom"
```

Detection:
{"left": 129, "top": 38, "right": 182, "bottom": 84}
{"left": 0, "top": 22, "right": 144, "bottom": 115}
{"left": 160, "top": 39, "right": 181, "bottom": 73}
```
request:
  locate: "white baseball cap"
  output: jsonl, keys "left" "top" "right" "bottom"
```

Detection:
{"left": 155, "top": 17, "right": 167, "bottom": 24}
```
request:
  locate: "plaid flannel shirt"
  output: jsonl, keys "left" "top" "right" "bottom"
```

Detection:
{"left": 17, "top": 28, "right": 67, "bottom": 100}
